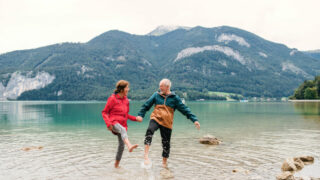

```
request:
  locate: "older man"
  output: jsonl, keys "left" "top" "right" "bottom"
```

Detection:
{"left": 136, "top": 78, "right": 200, "bottom": 168}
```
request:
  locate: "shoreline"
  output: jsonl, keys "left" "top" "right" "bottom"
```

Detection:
{"left": 288, "top": 99, "right": 320, "bottom": 102}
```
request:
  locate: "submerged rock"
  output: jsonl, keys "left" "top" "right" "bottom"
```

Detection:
{"left": 277, "top": 171, "right": 294, "bottom": 180}
{"left": 294, "top": 158, "right": 305, "bottom": 171}
{"left": 160, "top": 168, "right": 174, "bottom": 179}
{"left": 232, "top": 167, "right": 250, "bottom": 174}
{"left": 21, "top": 146, "right": 43, "bottom": 151}
{"left": 281, "top": 157, "right": 309, "bottom": 172}
{"left": 295, "top": 177, "right": 320, "bottom": 180}
{"left": 298, "top": 156, "right": 314, "bottom": 165}
{"left": 278, "top": 156, "right": 317, "bottom": 180}
{"left": 199, "top": 135, "right": 221, "bottom": 145}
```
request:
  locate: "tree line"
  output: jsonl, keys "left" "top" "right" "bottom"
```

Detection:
{"left": 290, "top": 76, "right": 320, "bottom": 99}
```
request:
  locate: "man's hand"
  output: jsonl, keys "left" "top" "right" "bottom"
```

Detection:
{"left": 136, "top": 116, "right": 143, "bottom": 122}
{"left": 107, "top": 125, "right": 113, "bottom": 131}
{"left": 194, "top": 121, "right": 200, "bottom": 130}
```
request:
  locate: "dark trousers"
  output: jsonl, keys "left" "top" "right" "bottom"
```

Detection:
{"left": 144, "top": 119, "right": 172, "bottom": 158}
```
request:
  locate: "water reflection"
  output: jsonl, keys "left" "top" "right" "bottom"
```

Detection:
{"left": 293, "top": 102, "right": 320, "bottom": 122}
{"left": 159, "top": 167, "right": 175, "bottom": 179}
{"left": 1, "top": 101, "right": 320, "bottom": 179}
{"left": 0, "top": 101, "right": 53, "bottom": 125}
{"left": 0, "top": 101, "right": 108, "bottom": 126}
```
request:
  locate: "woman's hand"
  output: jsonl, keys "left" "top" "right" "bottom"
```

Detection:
{"left": 107, "top": 125, "right": 113, "bottom": 131}
{"left": 136, "top": 116, "right": 143, "bottom": 122}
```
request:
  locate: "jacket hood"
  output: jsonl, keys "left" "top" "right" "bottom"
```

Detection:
{"left": 157, "top": 90, "right": 176, "bottom": 97}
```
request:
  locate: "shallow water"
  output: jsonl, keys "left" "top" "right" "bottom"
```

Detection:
{"left": 0, "top": 101, "right": 320, "bottom": 179}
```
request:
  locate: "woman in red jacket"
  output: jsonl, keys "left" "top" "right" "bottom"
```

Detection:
{"left": 102, "top": 80, "right": 142, "bottom": 168}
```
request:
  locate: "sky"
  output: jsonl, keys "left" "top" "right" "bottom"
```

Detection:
{"left": 1, "top": 0, "right": 320, "bottom": 54}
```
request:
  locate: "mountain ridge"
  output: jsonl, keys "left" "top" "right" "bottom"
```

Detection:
{"left": 0, "top": 25, "right": 319, "bottom": 100}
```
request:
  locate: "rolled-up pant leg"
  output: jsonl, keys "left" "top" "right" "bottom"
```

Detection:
{"left": 113, "top": 123, "right": 128, "bottom": 141}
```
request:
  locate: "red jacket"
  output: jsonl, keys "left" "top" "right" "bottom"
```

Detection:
{"left": 102, "top": 93, "right": 137, "bottom": 131}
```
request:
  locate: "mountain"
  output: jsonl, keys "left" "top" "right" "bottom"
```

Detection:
{"left": 147, "top": 25, "right": 192, "bottom": 36}
{"left": 303, "top": 49, "right": 320, "bottom": 60}
{"left": 1, "top": 26, "right": 319, "bottom": 100}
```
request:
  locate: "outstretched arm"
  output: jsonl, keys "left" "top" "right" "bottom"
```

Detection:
{"left": 137, "top": 93, "right": 156, "bottom": 118}
{"left": 128, "top": 114, "right": 138, "bottom": 121}
{"left": 176, "top": 96, "right": 200, "bottom": 130}
{"left": 127, "top": 100, "right": 140, "bottom": 122}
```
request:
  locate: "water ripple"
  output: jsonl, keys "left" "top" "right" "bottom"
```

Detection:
{"left": 2, "top": 127, "right": 319, "bottom": 179}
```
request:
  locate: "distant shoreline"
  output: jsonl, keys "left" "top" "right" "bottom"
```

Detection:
{"left": 289, "top": 99, "right": 320, "bottom": 102}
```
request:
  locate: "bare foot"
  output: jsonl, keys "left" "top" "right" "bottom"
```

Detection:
{"left": 162, "top": 158, "right": 168, "bottom": 168}
{"left": 129, "top": 144, "right": 138, "bottom": 152}
{"left": 162, "top": 162, "right": 168, "bottom": 168}
{"left": 144, "top": 158, "right": 150, "bottom": 165}
{"left": 114, "top": 160, "right": 120, "bottom": 168}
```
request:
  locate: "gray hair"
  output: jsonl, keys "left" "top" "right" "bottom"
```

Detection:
{"left": 159, "top": 78, "right": 171, "bottom": 87}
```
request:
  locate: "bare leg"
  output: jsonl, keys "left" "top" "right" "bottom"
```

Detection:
{"left": 159, "top": 125, "right": 171, "bottom": 168}
{"left": 162, "top": 157, "right": 168, "bottom": 168}
{"left": 144, "top": 144, "right": 150, "bottom": 164}
{"left": 143, "top": 120, "right": 159, "bottom": 165}
{"left": 114, "top": 160, "right": 120, "bottom": 168}
{"left": 113, "top": 124, "right": 138, "bottom": 152}
{"left": 123, "top": 138, "right": 138, "bottom": 152}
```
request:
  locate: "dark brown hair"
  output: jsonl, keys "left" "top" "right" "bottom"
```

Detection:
{"left": 114, "top": 80, "right": 129, "bottom": 93}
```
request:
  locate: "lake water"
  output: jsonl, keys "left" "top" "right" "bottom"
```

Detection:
{"left": 0, "top": 101, "right": 320, "bottom": 179}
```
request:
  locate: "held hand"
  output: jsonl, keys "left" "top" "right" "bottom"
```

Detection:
{"left": 107, "top": 125, "right": 113, "bottom": 131}
{"left": 136, "top": 116, "right": 143, "bottom": 122}
{"left": 194, "top": 121, "right": 200, "bottom": 130}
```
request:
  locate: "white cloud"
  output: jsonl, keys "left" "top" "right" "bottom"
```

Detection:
{"left": 281, "top": 62, "right": 309, "bottom": 77}
{"left": 217, "top": 34, "right": 250, "bottom": 47}
{"left": 219, "top": 60, "right": 227, "bottom": 67}
{"left": 0, "top": 0, "right": 320, "bottom": 53}
{"left": 57, "top": 90, "right": 63, "bottom": 96}
{"left": 259, "top": 52, "right": 268, "bottom": 58}
{"left": 148, "top": 25, "right": 191, "bottom": 36}
{"left": 77, "top": 65, "right": 93, "bottom": 75}
{"left": 175, "top": 45, "right": 246, "bottom": 64}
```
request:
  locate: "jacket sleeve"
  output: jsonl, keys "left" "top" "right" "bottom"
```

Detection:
{"left": 128, "top": 114, "right": 137, "bottom": 121}
{"left": 102, "top": 96, "right": 114, "bottom": 127}
{"left": 127, "top": 100, "right": 137, "bottom": 121}
{"left": 138, "top": 92, "right": 156, "bottom": 118}
{"left": 175, "top": 96, "right": 198, "bottom": 123}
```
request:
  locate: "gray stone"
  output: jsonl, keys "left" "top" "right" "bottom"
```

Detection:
{"left": 293, "top": 158, "right": 305, "bottom": 171}
{"left": 282, "top": 158, "right": 299, "bottom": 172}
{"left": 279, "top": 156, "right": 317, "bottom": 180}
{"left": 297, "top": 156, "right": 314, "bottom": 165}
{"left": 276, "top": 171, "right": 294, "bottom": 180}
{"left": 282, "top": 158, "right": 306, "bottom": 172}
{"left": 199, "top": 135, "right": 221, "bottom": 145}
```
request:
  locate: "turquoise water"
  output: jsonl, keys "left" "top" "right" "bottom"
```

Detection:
{"left": 0, "top": 101, "right": 320, "bottom": 179}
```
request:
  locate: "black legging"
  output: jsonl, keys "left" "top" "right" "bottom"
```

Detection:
{"left": 144, "top": 119, "right": 172, "bottom": 158}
